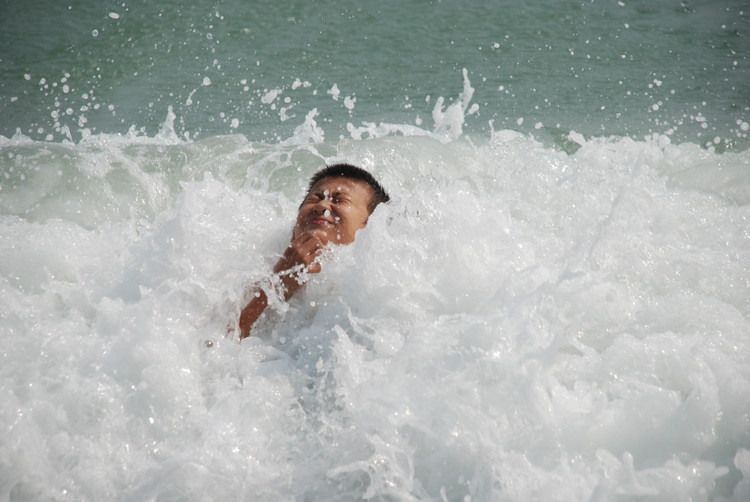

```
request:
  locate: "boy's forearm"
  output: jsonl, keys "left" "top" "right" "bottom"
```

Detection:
{"left": 239, "top": 289, "right": 269, "bottom": 339}
{"left": 238, "top": 272, "right": 302, "bottom": 339}
{"left": 240, "top": 235, "right": 320, "bottom": 339}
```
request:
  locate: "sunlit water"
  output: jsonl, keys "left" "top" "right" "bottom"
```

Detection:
{"left": 2, "top": 106, "right": 749, "bottom": 500}
{"left": 2, "top": 1, "right": 750, "bottom": 501}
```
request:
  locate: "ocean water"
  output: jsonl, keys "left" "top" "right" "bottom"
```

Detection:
{"left": 1, "top": 1, "right": 750, "bottom": 501}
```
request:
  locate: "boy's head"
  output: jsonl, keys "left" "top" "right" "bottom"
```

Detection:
{"left": 293, "top": 164, "right": 390, "bottom": 245}
{"left": 303, "top": 163, "right": 390, "bottom": 213}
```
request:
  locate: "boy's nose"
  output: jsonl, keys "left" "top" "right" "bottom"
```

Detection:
{"left": 312, "top": 198, "right": 332, "bottom": 213}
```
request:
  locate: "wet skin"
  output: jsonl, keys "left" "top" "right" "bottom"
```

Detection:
{"left": 239, "top": 176, "right": 374, "bottom": 338}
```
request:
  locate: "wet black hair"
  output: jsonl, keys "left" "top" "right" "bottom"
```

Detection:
{"left": 304, "top": 163, "right": 390, "bottom": 213}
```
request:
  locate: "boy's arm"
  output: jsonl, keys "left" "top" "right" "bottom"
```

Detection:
{"left": 238, "top": 289, "right": 269, "bottom": 339}
{"left": 239, "top": 229, "right": 327, "bottom": 339}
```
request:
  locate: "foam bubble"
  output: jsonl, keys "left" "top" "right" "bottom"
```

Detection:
{"left": 328, "top": 84, "right": 341, "bottom": 100}
{"left": 1, "top": 126, "right": 748, "bottom": 500}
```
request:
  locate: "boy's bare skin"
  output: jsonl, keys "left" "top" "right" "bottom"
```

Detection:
{"left": 238, "top": 176, "right": 376, "bottom": 339}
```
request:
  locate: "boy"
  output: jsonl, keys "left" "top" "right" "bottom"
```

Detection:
{"left": 239, "top": 164, "right": 390, "bottom": 339}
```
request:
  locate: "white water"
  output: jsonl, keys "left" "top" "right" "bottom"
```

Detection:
{"left": 1, "top": 106, "right": 750, "bottom": 500}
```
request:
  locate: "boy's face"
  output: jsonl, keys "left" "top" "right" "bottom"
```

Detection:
{"left": 293, "top": 176, "right": 374, "bottom": 245}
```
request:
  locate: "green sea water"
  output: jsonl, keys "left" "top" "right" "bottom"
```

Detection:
{"left": 1, "top": 0, "right": 749, "bottom": 148}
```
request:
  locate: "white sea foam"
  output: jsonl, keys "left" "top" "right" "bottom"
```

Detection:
{"left": 1, "top": 110, "right": 749, "bottom": 500}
